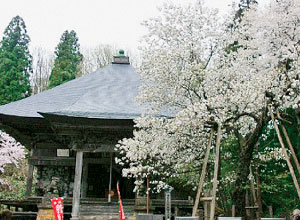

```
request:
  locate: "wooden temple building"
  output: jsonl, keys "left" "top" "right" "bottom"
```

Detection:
{"left": 0, "top": 53, "right": 193, "bottom": 219}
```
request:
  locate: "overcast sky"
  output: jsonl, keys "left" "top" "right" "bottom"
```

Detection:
{"left": 0, "top": 0, "right": 270, "bottom": 52}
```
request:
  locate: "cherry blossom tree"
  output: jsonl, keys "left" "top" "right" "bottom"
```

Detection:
{"left": 116, "top": 0, "right": 300, "bottom": 216}
{"left": 117, "top": 0, "right": 221, "bottom": 192}
{"left": 0, "top": 130, "right": 25, "bottom": 185}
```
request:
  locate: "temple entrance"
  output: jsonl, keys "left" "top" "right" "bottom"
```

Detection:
{"left": 85, "top": 162, "right": 135, "bottom": 199}
{"left": 87, "top": 164, "right": 109, "bottom": 198}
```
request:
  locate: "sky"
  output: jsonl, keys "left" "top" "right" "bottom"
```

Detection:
{"left": 0, "top": 0, "right": 270, "bottom": 53}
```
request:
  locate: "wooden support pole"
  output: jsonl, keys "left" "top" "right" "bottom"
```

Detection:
{"left": 108, "top": 152, "right": 113, "bottom": 203}
{"left": 245, "top": 191, "right": 251, "bottom": 218}
{"left": 25, "top": 149, "right": 34, "bottom": 197}
{"left": 210, "top": 124, "right": 222, "bottom": 220}
{"left": 71, "top": 151, "right": 83, "bottom": 220}
{"left": 232, "top": 205, "right": 235, "bottom": 217}
{"left": 249, "top": 166, "right": 260, "bottom": 220}
{"left": 277, "top": 110, "right": 300, "bottom": 176}
{"left": 249, "top": 166, "right": 257, "bottom": 205}
{"left": 204, "top": 198, "right": 211, "bottom": 220}
{"left": 192, "top": 128, "right": 215, "bottom": 216}
{"left": 268, "top": 105, "right": 300, "bottom": 199}
{"left": 268, "top": 206, "right": 273, "bottom": 217}
{"left": 255, "top": 166, "right": 263, "bottom": 216}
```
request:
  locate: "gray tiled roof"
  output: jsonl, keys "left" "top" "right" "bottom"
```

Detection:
{"left": 0, "top": 64, "right": 147, "bottom": 120}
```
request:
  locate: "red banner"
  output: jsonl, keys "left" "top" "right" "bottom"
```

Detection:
{"left": 117, "top": 183, "right": 126, "bottom": 220}
{"left": 51, "top": 197, "right": 63, "bottom": 220}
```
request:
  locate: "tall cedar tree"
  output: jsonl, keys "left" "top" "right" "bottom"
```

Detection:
{"left": 0, "top": 16, "right": 32, "bottom": 105}
{"left": 49, "top": 30, "right": 83, "bottom": 88}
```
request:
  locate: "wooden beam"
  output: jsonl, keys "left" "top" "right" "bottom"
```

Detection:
{"left": 71, "top": 151, "right": 83, "bottom": 220}
{"left": 277, "top": 110, "right": 300, "bottom": 176}
{"left": 245, "top": 206, "right": 259, "bottom": 209}
{"left": 35, "top": 142, "right": 66, "bottom": 149}
{"left": 29, "top": 157, "right": 112, "bottom": 166}
{"left": 268, "top": 105, "right": 300, "bottom": 199}
{"left": 51, "top": 123, "right": 134, "bottom": 132}
{"left": 192, "top": 128, "right": 214, "bottom": 216}
{"left": 200, "top": 197, "right": 213, "bottom": 201}
{"left": 29, "top": 157, "right": 75, "bottom": 166}
{"left": 210, "top": 124, "right": 222, "bottom": 220}
{"left": 25, "top": 149, "right": 35, "bottom": 197}
{"left": 74, "top": 144, "right": 115, "bottom": 152}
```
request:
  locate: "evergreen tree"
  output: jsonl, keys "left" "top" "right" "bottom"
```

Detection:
{"left": 49, "top": 30, "right": 83, "bottom": 88}
{"left": 0, "top": 16, "right": 32, "bottom": 105}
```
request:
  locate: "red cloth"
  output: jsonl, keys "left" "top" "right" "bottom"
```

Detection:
{"left": 51, "top": 197, "right": 63, "bottom": 220}
{"left": 117, "top": 183, "right": 126, "bottom": 220}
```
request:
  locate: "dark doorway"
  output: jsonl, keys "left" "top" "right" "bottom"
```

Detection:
{"left": 87, "top": 164, "right": 109, "bottom": 198}
{"left": 86, "top": 163, "right": 135, "bottom": 199}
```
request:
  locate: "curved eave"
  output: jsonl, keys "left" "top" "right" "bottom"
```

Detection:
{"left": 38, "top": 112, "right": 135, "bottom": 130}
{"left": 0, "top": 113, "right": 48, "bottom": 126}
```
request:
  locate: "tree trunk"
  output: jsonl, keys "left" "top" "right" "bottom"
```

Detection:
{"left": 232, "top": 144, "right": 252, "bottom": 217}
{"left": 232, "top": 108, "right": 267, "bottom": 217}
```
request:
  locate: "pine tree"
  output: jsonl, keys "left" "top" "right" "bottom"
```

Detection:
{"left": 0, "top": 16, "right": 32, "bottom": 105}
{"left": 48, "top": 30, "right": 83, "bottom": 88}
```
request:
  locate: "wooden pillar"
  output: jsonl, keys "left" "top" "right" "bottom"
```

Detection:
{"left": 204, "top": 200, "right": 210, "bottom": 220}
{"left": 210, "top": 124, "right": 222, "bottom": 220}
{"left": 71, "top": 151, "right": 83, "bottom": 220}
{"left": 81, "top": 161, "right": 88, "bottom": 199}
{"left": 108, "top": 152, "right": 113, "bottom": 203}
{"left": 175, "top": 206, "right": 179, "bottom": 217}
{"left": 192, "top": 129, "right": 214, "bottom": 216}
{"left": 25, "top": 149, "right": 34, "bottom": 197}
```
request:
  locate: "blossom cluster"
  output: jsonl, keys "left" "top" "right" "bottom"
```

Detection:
{"left": 0, "top": 130, "right": 25, "bottom": 184}
{"left": 116, "top": 0, "right": 300, "bottom": 191}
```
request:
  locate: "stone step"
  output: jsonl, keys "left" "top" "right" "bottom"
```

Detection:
{"left": 81, "top": 211, "right": 134, "bottom": 216}
{"left": 80, "top": 216, "right": 120, "bottom": 220}
{"left": 80, "top": 205, "right": 134, "bottom": 216}
{"left": 81, "top": 205, "right": 133, "bottom": 208}
{"left": 80, "top": 215, "right": 135, "bottom": 220}
{"left": 80, "top": 206, "right": 133, "bottom": 211}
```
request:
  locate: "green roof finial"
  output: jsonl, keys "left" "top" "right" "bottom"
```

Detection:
{"left": 119, "top": 49, "right": 125, "bottom": 56}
